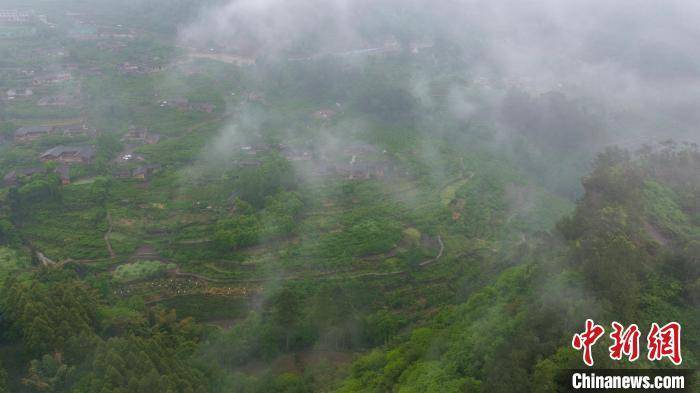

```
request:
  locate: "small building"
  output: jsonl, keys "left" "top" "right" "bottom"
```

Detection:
{"left": 54, "top": 165, "right": 71, "bottom": 185}
{"left": 160, "top": 97, "right": 189, "bottom": 110}
{"left": 112, "top": 167, "right": 132, "bottom": 178}
{"left": 312, "top": 109, "right": 336, "bottom": 120}
{"left": 235, "top": 159, "right": 262, "bottom": 167}
{"left": 328, "top": 161, "right": 392, "bottom": 180}
{"left": 132, "top": 164, "right": 161, "bottom": 180}
{"left": 123, "top": 126, "right": 148, "bottom": 141}
{"left": 97, "top": 27, "right": 136, "bottom": 39}
{"left": 0, "top": 10, "right": 32, "bottom": 24}
{"left": 40, "top": 145, "right": 95, "bottom": 164}
{"left": 245, "top": 92, "right": 265, "bottom": 103}
{"left": 121, "top": 127, "right": 160, "bottom": 144}
{"left": 144, "top": 133, "right": 161, "bottom": 145}
{"left": 37, "top": 95, "right": 71, "bottom": 107}
{"left": 60, "top": 123, "right": 93, "bottom": 138}
{"left": 5, "top": 88, "right": 33, "bottom": 99}
{"left": 193, "top": 103, "right": 215, "bottom": 113}
{"left": 118, "top": 62, "right": 141, "bottom": 75}
{"left": 14, "top": 125, "right": 54, "bottom": 142}
{"left": 343, "top": 142, "right": 379, "bottom": 156}
{"left": 281, "top": 146, "right": 312, "bottom": 161}
{"left": 3, "top": 167, "right": 45, "bottom": 187}
{"left": 32, "top": 73, "right": 71, "bottom": 85}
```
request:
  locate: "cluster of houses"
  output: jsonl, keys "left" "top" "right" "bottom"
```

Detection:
{"left": 233, "top": 141, "right": 393, "bottom": 181}
{"left": 111, "top": 126, "right": 164, "bottom": 181}
{"left": 14, "top": 123, "right": 94, "bottom": 143}
{"left": 66, "top": 19, "right": 137, "bottom": 41}
{"left": 2, "top": 165, "right": 72, "bottom": 187}
{"left": 3, "top": 122, "right": 99, "bottom": 186}
{"left": 14, "top": 125, "right": 54, "bottom": 143}
{"left": 0, "top": 10, "right": 33, "bottom": 24}
{"left": 4, "top": 123, "right": 168, "bottom": 187}
{"left": 40, "top": 145, "right": 95, "bottom": 164}
{"left": 4, "top": 86, "right": 80, "bottom": 107}
{"left": 113, "top": 163, "right": 162, "bottom": 181}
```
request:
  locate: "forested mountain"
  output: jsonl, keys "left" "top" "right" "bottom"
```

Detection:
{"left": 339, "top": 145, "right": 700, "bottom": 392}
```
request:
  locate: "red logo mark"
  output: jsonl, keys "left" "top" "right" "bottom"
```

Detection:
{"left": 572, "top": 319, "right": 605, "bottom": 366}
{"left": 647, "top": 322, "right": 682, "bottom": 365}
{"left": 609, "top": 322, "right": 640, "bottom": 362}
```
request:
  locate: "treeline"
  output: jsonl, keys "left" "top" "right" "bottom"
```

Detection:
{"left": 0, "top": 269, "right": 210, "bottom": 392}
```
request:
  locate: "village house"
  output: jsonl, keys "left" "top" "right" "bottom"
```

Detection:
{"left": 132, "top": 164, "right": 162, "bottom": 181}
{"left": 97, "top": 26, "right": 136, "bottom": 40}
{"left": 5, "top": 88, "right": 33, "bottom": 99}
{"left": 235, "top": 159, "right": 262, "bottom": 168}
{"left": 382, "top": 36, "right": 401, "bottom": 52}
{"left": 409, "top": 39, "right": 435, "bottom": 54}
{"left": 114, "top": 149, "right": 145, "bottom": 164}
{"left": 161, "top": 97, "right": 189, "bottom": 110}
{"left": 59, "top": 123, "right": 94, "bottom": 138}
{"left": 14, "top": 125, "right": 53, "bottom": 142}
{"left": 3, "top": 167, "right": 44, "bottom": 187}
{"left": 4, "top": 165, "right": 75, "bottom": 186}
{"left": 113, "top": 167, "right": 132, "bottom": 179}
{"left": 0, "top": 10, "right": 32, "bottom": 24}
{"left": 312, "top": 109, "right": 336, "bottom": 120}
{"left": 193, "top": 103, "right": 215, "bottom": 113}
{"left": 144, "top": 133, "right": 161, "bottom": 145}
{"left": 245, "top": 92, "right": 266, "bottom": 103}
{"left": 117, "top": 62, "right": 140, "bottom": 75}
{"left": 40, "top": 145, "right": 95, "bottom": 164}
{"left": 160, "top": 98, "right": 215, "bottom": 113}
{"left": 280, "top": 146, "right": 313, "bottom": 161}
{"left": 122, "top": 126, "right": 161, "bottom": 145}
{"left": 37, "top": 95, "right": 71, "bottom": 107}
{"left": 32, "top": 73, "right": 71, "bottom": 86}
{"left": 96, "top": 41, "right": 126, "bottom": 51}
{"left": 317, "top": 160, "right": 393, "bottom": 180}
{"left": 122, "top": 126, "right": 148, "bottom": 141}
{"left": 55, "top": 165, "right": 71, "bottom": 185}
{"left": 118, "top": 62, "right": 162, "bottom": 75}
{"left": 343, "top": 142, "right": 380, "bottom": 156}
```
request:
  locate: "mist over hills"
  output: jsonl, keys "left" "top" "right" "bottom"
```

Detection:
{"left": 0, "top": 1, "right": 697, "bottom": 392}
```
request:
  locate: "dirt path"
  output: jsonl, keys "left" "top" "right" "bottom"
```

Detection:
{"left": 36, "top": 251, "right": 56, "bottom": 267}
{"left": 105, "top": 211, "right": 116, "bottom": 259}
{"left": 171, "top": 236, "right": 445, "bottom": 285}
{"left": 440, "top": 172, "right": 475, "bottom": 206}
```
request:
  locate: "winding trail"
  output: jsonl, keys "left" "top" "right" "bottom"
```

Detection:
{"left": 36, "top": 251, "right": 56, "bottom": 267}
{"left": 105, "top": 211, "right": 116, "bottom": 259}
{"left": 170, "top": 236, "right": 445, "bottom": 285}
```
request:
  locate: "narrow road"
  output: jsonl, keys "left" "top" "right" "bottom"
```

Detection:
{"left": 171, "top": 236, "right": 445, "bottom": 284}
{"left": 105, "top": 211, "right": 116, "bottom": 259}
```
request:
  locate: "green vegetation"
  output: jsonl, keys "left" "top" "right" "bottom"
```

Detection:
{"left": 113, "top": 260, "right": 175, "bottom": 282}
{"left": 0, "top": 1, "right": 697, "bottom": 392}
